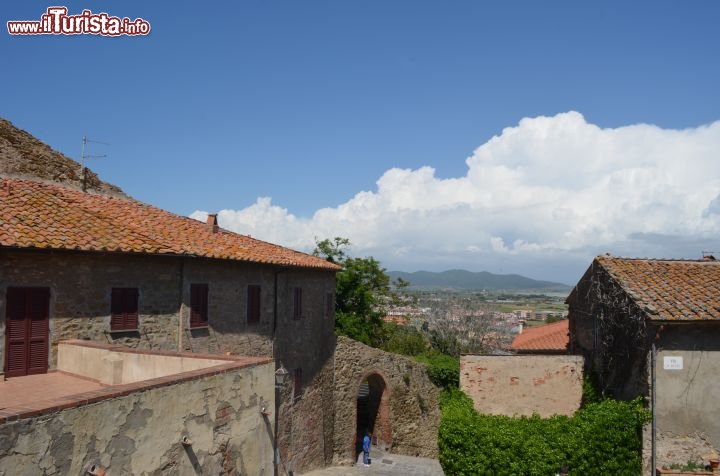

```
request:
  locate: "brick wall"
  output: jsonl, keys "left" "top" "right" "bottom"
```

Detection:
{"left": 460, "top": 354, "right": 584, "bottom": 417}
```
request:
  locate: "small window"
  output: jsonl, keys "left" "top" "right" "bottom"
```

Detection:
{"left": 190, "top": 283, "right": 209, "bottom": 328}
{"left": 247, "top": 285, "right": 261, "bottom": 324}
{"left": 293, "top": 367, "right": 303, "bottom": 401}
{"left": 325, "top": 292, "right": 334, "bottom": 318}
{"left": 293, "top": 287, "right": 303, "bottom": 320}
{"left": 111, "top": 288, "right": 139, "bottom": 331}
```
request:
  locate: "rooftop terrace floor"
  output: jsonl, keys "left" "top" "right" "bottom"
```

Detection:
{"left": 0, "top": 371, "right": 106, "bottom": 412}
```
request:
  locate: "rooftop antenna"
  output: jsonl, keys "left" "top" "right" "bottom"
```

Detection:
{"left": 80, "top": 135, "right": 109, "bottom": 191}
{"left": 701, "top": 251, "right": 717, "bottom": 261}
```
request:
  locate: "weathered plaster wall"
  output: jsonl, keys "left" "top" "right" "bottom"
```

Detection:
{"left": 655, "top": 325, "right": 720, "bottom": 448}
{"left": 0, "top": 360, "right": 275, "bottom": 476}
{"left": 332, "top": 336, "right": 441, "bottom": 465}
{"left": 58, "top": 340, "right": 230, "bottom": 384}
{"left": 460, "top": 355, "right": 584, "bottom": 417}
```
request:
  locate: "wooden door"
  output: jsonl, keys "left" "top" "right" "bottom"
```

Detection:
{"left": 5, "top": 287, "right": 50, "bottom": 377}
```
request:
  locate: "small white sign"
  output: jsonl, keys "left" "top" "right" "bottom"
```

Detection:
{"left": 664, "top": 356, "right": 683, "bottom": 370}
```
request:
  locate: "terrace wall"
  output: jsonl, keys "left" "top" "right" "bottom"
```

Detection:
{"left": 0, "top": 342, "right": 275, "bottom": 475}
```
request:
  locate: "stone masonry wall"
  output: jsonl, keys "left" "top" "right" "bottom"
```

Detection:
{"left": 332, "top": 336, "right": 441, "bottom": 465}
{"left": 460, "top": 355, "right": 584, "bottom": 417}
{"left": 1, "top": 249, "right": 338, "bottom": 474}
{"left": 0, "top": 360, "right": 275, "bottom": 476}
{"left": 0, "top": 250, "right": 182, "bottom": 372}
{"left": 273, "top": 269, "right": 337, "bottom": 474}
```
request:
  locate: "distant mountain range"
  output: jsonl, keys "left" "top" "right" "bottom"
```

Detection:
{"left": 388, "top": 269, "right": 571, "bottom": 292}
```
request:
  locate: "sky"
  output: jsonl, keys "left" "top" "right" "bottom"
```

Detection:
{"left": 2, "top": 1, "right": 720, "bottom": 284}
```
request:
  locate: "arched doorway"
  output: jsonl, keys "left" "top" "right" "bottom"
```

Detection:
{"left": 355, "top": 372, "right": 391, "bottom": 457}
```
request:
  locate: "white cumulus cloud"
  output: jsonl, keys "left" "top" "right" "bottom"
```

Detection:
{"left": 191, "top": 112, "right": 720, "bottom": 283}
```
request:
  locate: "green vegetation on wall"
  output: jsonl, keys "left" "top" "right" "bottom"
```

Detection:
{"left": 438, "top": 389, "right": 649, "bottom": 476}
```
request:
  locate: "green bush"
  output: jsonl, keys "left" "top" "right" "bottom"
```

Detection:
{"left": 416, "top": 353, "right": 459, "bottom": 389}
{"left": 438, "top": 389, "right": 649, "bottom": 476}
{"left": 381, "top": 322, "right": 427, "bottom": 356}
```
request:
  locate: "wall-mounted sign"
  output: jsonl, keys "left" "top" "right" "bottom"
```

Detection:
{"left": 663, "top": 356, "right": 683, "bottom": 370}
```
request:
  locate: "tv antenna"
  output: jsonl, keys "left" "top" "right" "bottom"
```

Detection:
{"left": 80, "top": 135, "right": 109, "bottom": 191}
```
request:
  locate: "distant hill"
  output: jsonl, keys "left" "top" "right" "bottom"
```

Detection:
{"left": 388, "top": 269, "right": 571, "bottom": 292}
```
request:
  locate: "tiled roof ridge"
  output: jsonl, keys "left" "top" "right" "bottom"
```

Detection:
{"left": 1, "top": 176, "right": 340, "bottom": 270}
{"left": 593, "top": 255, "right": 720, "bottom": 322}
{"left": 596, "top": 255, "right": 718, "bottom": 263}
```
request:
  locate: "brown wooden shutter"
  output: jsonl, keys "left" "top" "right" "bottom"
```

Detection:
{"left": 5, "top": 287, "right": 50, "bottom": 377}
{"left": 325, "top": 292, "right": 334, "bottom": 318}
{"left": 293, "top": 287, "right": 302, "bottom": 320}
{"left": 111, "top": 288, "right": 139, "bottom": 331}
{"left": 247, "top": 285, "right": 261, "bottom": 324}
{"left": 190, "top": 284, "right": 208, "bottom": 328}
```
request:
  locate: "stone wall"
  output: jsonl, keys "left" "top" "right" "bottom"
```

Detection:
{"left": 0, "top": 357, "right": 275, "bottom": 475}
{"left": 460, "top": 355, "right": 583, "bottom": 417}
{"left": 270, "top": 268, "right": 337, "bottom": 474}
{"left": 566, "top": 262, "right": 652, "bottom": 400}
{"left": 1, "top": 250, "right": 182, "bottom": 372}
{"left": 1, "top": 248, "right": 337, "bottom": 474}
{"left": 332, "top": 336, "right": 441, "bottom": 465}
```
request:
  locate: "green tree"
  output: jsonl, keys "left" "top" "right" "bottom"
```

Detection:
{"left": 314, "top": 237, "right": 391, "bottom": 345}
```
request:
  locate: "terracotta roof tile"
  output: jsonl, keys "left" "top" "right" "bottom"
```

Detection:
{"left": 0, "top": 177, "right": 340, "bottom": 271}
{"left": 595, "top": 256, "right": 720, "bottom": 321}
{"left": 510, "top": 319, "right": 569, "bottom": 352}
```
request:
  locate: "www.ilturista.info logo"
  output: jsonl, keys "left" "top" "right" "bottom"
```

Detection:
{"left": 7, "top": 7, "right": 150, "bottom": 36}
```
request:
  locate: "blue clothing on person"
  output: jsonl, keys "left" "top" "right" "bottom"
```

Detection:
{"left": 362, "top": 434, "right": 371, "bottom": 465}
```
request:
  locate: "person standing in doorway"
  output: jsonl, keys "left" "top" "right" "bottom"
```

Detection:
{"left": 362, "top": 432, "right": 371, "bottom": 467}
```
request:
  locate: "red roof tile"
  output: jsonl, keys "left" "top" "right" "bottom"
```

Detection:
{"left": 0, "top": 177, "right": 340, "bottom": 271}
{"left": 510, "top": 319, "right": 569, "bottom": 352}
{"left": 591, "top": 256, "right": 720, "bottom": 321}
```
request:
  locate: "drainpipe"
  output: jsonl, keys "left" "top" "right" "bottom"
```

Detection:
{"left": 273, "top": 266, "right": 286, "bottom": 476}
{"left": 177, "top": 258, "right": 185, "bottom": 353}
{"left": 651, "top": 342, "right": 657, "bottom": 475}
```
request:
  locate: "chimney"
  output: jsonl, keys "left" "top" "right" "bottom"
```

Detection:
{"left": 206, "top": 213, "right": 219, "bottom": 233}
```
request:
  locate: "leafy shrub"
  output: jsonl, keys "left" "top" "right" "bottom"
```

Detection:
{"left": 381, "top": 322, "right": 427, "bottom": 356}
{"left": 438, "top": 389, "right": 649, "bottom": 476}
{"left": 417, "top": 353, "right": 459, "bottom": 389}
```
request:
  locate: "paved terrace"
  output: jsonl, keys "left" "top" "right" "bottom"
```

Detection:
{"left": 0, "top": 371, "right": 106, "bottom": 414}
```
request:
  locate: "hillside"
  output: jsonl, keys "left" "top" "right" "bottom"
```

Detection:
{"left": 0, "top": 117, "right": 125, "bottom": 195}
{"left": 388, "top": 269, "right": 571, "bottom": 292}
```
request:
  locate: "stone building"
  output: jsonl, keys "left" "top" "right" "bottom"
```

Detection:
{"left": 0, "top": 118, "right": 442, "bottom": 474}
{"left": 0, "top": 176, "right": 340, "bottom": 473}
{"left": 567, "top": 255, "right": 720, "bottom": 468}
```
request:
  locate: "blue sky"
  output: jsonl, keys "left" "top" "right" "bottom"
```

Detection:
{"left": 3, "top": 1, "right": 720, "bottom": 283}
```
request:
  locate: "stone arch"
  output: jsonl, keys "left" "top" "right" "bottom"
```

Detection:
{"left": 354, "top": 370, "right": 392, "bottom": 457}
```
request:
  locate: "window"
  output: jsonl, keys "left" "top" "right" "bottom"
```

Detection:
{"left": 293, "top": 367, "right": 303, "bottom": 401}
{"left": 325, "top": 292, "right": 334, "bottom": 319}
{"left": 190, "top": 283, "right": 209, "bottom": 328}
{"left": 247, "top": 285, "right": 261, "bottom": 324}
{"left": 111, "top": 288, "right": 139, "bottom": 331}
{"left": 293, "top": 287, "right": 303, "bottom": 320}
